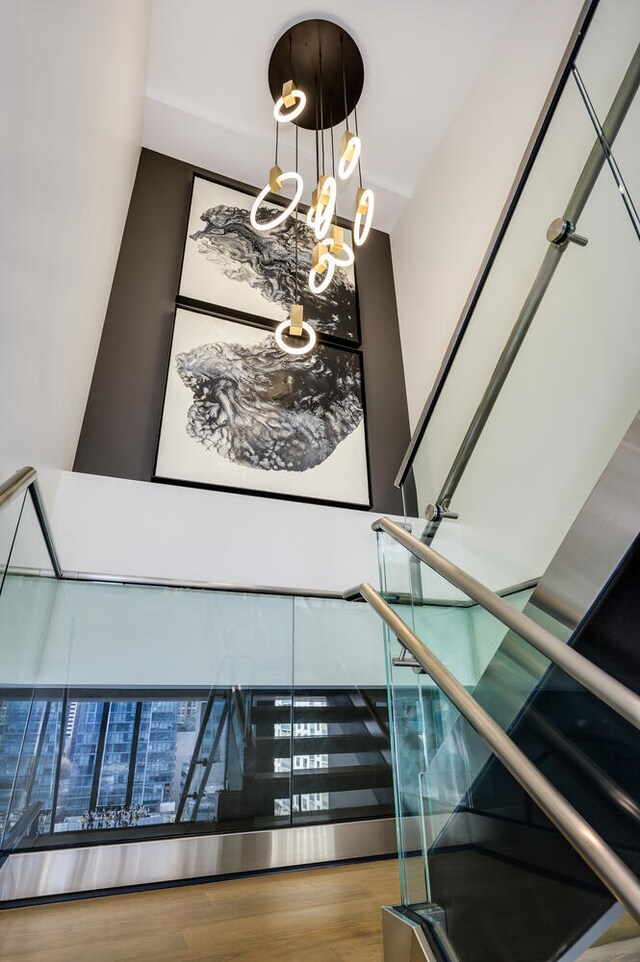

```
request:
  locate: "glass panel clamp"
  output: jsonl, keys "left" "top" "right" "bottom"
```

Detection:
{"left": 546, "top": 217, "right": 589, "bottom": 247}
{"left": 424, "top": 501, "right": 458, "bottom": 522}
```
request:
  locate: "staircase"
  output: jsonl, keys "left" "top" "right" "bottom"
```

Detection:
{"left": 216, "top": 687, "right": 393, "bottom": 825}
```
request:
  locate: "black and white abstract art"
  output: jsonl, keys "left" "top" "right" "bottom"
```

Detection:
{"left": 155, "top": 308, "right": 370, "bottom": 507}
{"left": 178, "top": 176, "right": 359, "bottom": 344}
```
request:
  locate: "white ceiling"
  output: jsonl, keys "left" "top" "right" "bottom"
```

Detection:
{"left": 143, "top": 0, "right": 527, "bottom": 230}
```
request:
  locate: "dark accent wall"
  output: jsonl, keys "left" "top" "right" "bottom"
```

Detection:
{"left": 74, "top": 149, "right": 409, "bottom": 513}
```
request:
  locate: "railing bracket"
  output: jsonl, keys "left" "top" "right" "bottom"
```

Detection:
{"left": 546, "top": 217, "right": 589, "bottom": 247}
{"left": 424, "top": 502, "right": 458, "bottom": 523}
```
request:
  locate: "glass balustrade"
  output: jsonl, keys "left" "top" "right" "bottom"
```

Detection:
{"left": 573, "top": 0, "right": 640, "bottom": 236}
{"left": 378, "top": 518, "right": 640, "bottom": 961}
{"left": 0, "top": 490, "right": 63, "bottom": 854}
{"left": 413, "top": 705, "right": 615, "bottom": 962}
{"left": 0, "top": 496, "right": 394, "bottom": 854}
{"left": 400, "top": 0, "right": 640, "bottom": 599}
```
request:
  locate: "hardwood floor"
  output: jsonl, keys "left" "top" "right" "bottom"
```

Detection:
{"left": 577, "top": 914, "right": 640, "bottom": 962}
{"left": 0, "top": 858, "right": 400, "bottom": 962}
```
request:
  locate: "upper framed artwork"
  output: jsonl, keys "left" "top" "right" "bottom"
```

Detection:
{"left": 177, "top": 175, "right": 360, "bottom": 345}
{"left": 154, "top": 307, "right": 371, "bottom": 509}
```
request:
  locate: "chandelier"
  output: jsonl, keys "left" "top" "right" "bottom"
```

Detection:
{"left": 250, "top": 20, "right": 374, "bottom": 355}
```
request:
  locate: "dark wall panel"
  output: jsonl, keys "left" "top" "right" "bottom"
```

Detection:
{"left": 74, "top": 149, "right": 409, "bottom": 514}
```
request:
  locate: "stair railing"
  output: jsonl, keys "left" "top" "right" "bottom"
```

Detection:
{"left": 0, "top": 466, "right": 62, "bottom": 577}
{"left": 373, "top": 516, "right": 640, "bottom": 732}
{"left": 358, "top": 580, "right": 640, "bottom": 923}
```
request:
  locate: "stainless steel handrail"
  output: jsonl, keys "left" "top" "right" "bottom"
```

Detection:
{"left": 359, "top": 581, "right": 640, "bottom": 924}
{"left": 61, "top": 571, "right": 347, "bottom": 599}
{"left": 0, "top": 466, "right": 37, "bottom": 512}
{"left": 0, "top": 466, "right": 62, "bottom": 579}
{"left": 373, "top": 516, "right": 640, "bottom": 732}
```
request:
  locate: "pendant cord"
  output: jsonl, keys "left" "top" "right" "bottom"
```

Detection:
{"left": 354, "top": 105, "right": 363, "bottom": 188}
{"left": 274, "top": 118, "right": 279, "bottom": 167}
{"left": 319, "top": 41, "right": 325, "bottom": 174}
{"left": 330, "top": 111, "right": 337, "bottom": 224}
{"left": 315, "top": 73, "right": 320, "bottom": 183}
{"left": 341, "top": 34, "right": 348, "bottom": 132}
{"left": 294, "top": 121, "right": 299, "bottom": 302}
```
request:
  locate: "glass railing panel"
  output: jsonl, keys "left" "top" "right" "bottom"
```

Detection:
{"left": 377, "top": 518, "right": 470, "bottom": 609}
{"left": 402, "top": 7, "right": 640, "bottom": 598}
{"left": 0, "top": 580, "right": 296, "bottom": 846}
{"left": 385, "top": 623, "right": 460, "bottom": 909}
{"left": 383, "top": 532, "right": 640, "bottom": 958}
{"left": 377, "top": 529, "right": 536, "bottom": 689}
{"left": 378, "top": 529, "right": 545, "bottom": 809}
{"left": 572, "top": 0, "right": 640, "bottom": 226}
{"left": 0, "top": 493, "right": 65, "bottom": 853}
{"left": 405, "top": 67, "right": 610, "bottom": 520}
{"left": 424, "top": 76, "right": 640, "bottom": 593}
{"left": 0, "top": 490, "right": 27, "bottom": 597}
{"left": 415, "top": 703, "right": 614, "bottom": 962}
{"left": 1, "top": 577, "right": 396, "bottom": 850}
{"left": 2, "top": 488, "right": 55, "bottom": 583}
{"left": 420, "top": 544, "right": 639, "bottom": 885}
{"left": 496, "top": 532, "right": 640, "bottom": 886}
{"left": 290, "top": 597, "right": 392, "bottom": 826}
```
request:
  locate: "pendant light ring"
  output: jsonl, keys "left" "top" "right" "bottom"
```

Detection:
{"left": 274, "top": 319, "right": 317, "bottom": 355}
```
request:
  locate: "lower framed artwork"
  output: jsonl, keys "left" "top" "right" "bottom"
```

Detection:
{"left": 154, "top": 307, "right": 371, "bottom": 508}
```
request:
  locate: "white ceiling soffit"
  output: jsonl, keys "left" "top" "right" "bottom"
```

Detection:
{"left": 144, "top": 0, "right": 525, "bottom": 232}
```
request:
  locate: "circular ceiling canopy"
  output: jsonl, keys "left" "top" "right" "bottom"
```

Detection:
{"left": 268, "top": 19, "right": 364, "bottom": 131}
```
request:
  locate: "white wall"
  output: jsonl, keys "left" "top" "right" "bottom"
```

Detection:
{"left": 0, "top": 0, "right": 153, "bottom": 479}
{"left": 143, "top": 0, "right": 527, "bottom": 234}
{"left": 42, "top": 470, "right": 386, "bottom": 594}
{"left": 391, "top": 0, "right": 585, "bottom": 429}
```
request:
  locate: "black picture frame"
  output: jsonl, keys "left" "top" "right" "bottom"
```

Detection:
{"left": 176, "top": 172, "right": 362, "bottom": 349}
{"left": 153, "top": 306, "right": 372, "bottom": 510}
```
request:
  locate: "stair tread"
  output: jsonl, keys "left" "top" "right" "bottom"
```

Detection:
{"left": 240, "top": 765, "right": 393, "bottom": 797}
{"left": 251, "top": 705, "right": 388, "bottom": 723}
{"left": 255, "top": 733, "right": 388, "bottom": 748}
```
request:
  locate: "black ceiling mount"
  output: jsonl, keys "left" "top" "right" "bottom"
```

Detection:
{"left": 268, "top": 19, "right": 364, "bottom": 131}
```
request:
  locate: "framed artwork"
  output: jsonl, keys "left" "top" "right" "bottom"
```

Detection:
{"left": 154, "top": 307, "right": 371, "bottom": 508}
{"left": 177, "top": 175, "right": 360, "bottom": 345}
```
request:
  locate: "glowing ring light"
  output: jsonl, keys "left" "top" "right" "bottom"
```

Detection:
{"left": 250, "top": 172, "right": 303, "bottom": 232}
{"left": 273, "top": 89, "right": 307, "bottom": 123}
{"left": 274, "top": 319, "right": 317, "bottom": 355}
{"left": 353, "top": 188, "right": 374, "bottom": 246}
{"left": 328, "top": 241, "right": 355, "bottom": 268}
{"left": 338, "top": 135, "right": 362, "bottom": 181}
{"left": 306, "top": 204, "right": 316, "bottom": 228}
{"left": 309, "top": 254, "right": 335, "bottom": 294}
{"left": 312, "top": 177, "right": 336, "bottom": 240}
{"left": 317, "top": 237, "right": 355, "bottom": 269}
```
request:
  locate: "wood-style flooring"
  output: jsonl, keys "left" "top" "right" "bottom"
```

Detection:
{"left": 578, "top": 914, "right": 640, "bottom": 962}
{"left": 0, "top": 858, "right": 400, "bottom": 962}
{"left": 3, "top": 857, "right": 639, "bottom": 962}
